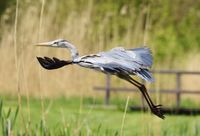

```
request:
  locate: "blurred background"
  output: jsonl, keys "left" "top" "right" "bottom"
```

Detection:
{"left": 0, "top": 0, "right": 200, "bottom": 135}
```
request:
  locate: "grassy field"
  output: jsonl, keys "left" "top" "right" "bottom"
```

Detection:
{"left": 0, "top": 96, "right": 200, "bottom": 136}
{"left": 0, "top": 0, "right": 200, "bottom": 135}
{"left": 0, "top": 0, "right": 200, "bottom": 97}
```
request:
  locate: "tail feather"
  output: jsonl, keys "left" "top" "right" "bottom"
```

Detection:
{"left": 137, "top": 69, "right": 154, "bottom": 82}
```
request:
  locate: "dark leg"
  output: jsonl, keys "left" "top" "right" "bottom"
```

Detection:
{"left": 131, "top": 80, "right": 164, "bottom": 119}
{"left": 129, "top": 78, "right": 161, "bottom": 107}
{"left": 117, "top": 74, "right": 165, "bottom": 119}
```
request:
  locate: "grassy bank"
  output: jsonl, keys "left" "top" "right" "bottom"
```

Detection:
{"left": 0, "top": 0, "right": 200, "bottom": 97}
{"left": 0, "top": 96, "right": 199, "bottom": 135}
{"left": 0, "top": 1, "right": 199, "bottom": 135}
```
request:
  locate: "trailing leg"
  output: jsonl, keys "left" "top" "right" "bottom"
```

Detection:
{"left": 117, "top": 74, "right": 165, "bottom": 119}
{"left": 138, "top": 84, "right": 164, "bottom": 119}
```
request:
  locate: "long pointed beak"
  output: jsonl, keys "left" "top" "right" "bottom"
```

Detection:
{"left": 35, "top": 41, "right": 54, "bottom": 47}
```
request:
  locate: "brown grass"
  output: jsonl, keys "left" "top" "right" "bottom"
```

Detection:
{"left": 0, "top": 1, "right": 115, "bottom": 97}
{"left": 0, "top": 0, "right": 200, "bottom": 101}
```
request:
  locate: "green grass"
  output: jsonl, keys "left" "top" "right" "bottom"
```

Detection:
{"left": 0, "top": 96, "right": 200, "bottom": 135}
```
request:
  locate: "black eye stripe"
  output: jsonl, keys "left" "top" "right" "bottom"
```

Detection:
{"left": 60, "top": 40, "right": 67, "bottom": 42}
{"left": 54, "top": 40, "right": 66, "bottom": 44}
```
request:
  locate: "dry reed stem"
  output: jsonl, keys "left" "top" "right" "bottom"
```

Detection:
{"left": 143, "top": 4, "right": 150, "bottom": 46}
{"left": 14, "top": 0, "right": 19, "bottom": 99}
{"left": 14, "top": 0, "right": 27, "bottom": 133}
{"left": 120, "top": 96, "right": 130, "bottom": 136}
{"left": 21, "top": 41, "right": 31, "bottom": 122}
{"left": 38, "top": 0, "right": 45, "bottom": 120}
{"left": 0, "top": 0, "right": 199, "bottom": 102}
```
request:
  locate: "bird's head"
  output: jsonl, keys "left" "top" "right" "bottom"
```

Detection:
{"left": 35, "top": 39, "right": 76, "bottom": 70}
{"left": 35, "top": 39, "right": 79, "bottom": 60}
{"left": 35, "top": 39, "right": 69, "bottom": 48}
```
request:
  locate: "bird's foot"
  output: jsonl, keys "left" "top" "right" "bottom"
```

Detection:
{"left": 151, "top": 104, "right": 165, "bottom": 119}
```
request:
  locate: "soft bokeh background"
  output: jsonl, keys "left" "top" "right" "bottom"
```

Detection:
{"left": 1, "top": 0, "right": 200, "bottom": 98}
{"left": 0, "top": 0, "right": 200, "bottom": 135}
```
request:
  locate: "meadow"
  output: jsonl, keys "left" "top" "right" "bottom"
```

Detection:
{"left": 1, "top": 96, "right": 200, "bottom": 136}
{"left": 0, "top": 0, "right": 200, "bottom": 135}
{"left": 0, "top": 0, "right": 200, "bottom": 96}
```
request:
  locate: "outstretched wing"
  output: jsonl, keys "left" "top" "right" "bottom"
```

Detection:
{"left": 127, "top": 47, "right": 153, "bottom": 67}
{"left": 37, "top": 57, "right": 72, "bottom": 70}
{"left": 103, "top": 47, "right": 154, "bottom": 82}
{"left": 105, "top": 47, "right": 153, "bottom": 68}
{"left": 78, "top": 46, "right": 154, "bottom": 82}
{"left": 80, "top": 47, "right": 154, "bottom": 82}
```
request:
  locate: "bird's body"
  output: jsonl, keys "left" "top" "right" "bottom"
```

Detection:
{"left": 36, "top": 39, "right": 164, "bottom": 119}
{"left": 74, "top": 47, "right": 154, "bottom": 82}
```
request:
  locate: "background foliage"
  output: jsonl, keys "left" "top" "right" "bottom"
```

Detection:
{"left": 0, "top": 0, "right": 200, "bottom": 135}
{"left": 0, "top": 0, "right": 200, "bottom": 96}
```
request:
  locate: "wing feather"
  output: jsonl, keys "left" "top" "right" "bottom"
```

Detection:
{"left": 79, "top": 47, "right": 154, "bottom": 82}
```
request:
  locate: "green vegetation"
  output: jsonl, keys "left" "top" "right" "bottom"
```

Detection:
{"left": 0, "top": 97, "right": 199, "bottom": 135}
{"left": 0, "top": 1, "right": 200, "bottom": 135}
{"left": 1, "top": 0, "right": 200, "bottom": 65}
{"left": 0, "top": 0, "right": 200, "bottom": 96}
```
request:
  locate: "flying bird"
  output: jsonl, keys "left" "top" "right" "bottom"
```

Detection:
{"left": 35, "top": 39, "right": 164, "bottom": 119}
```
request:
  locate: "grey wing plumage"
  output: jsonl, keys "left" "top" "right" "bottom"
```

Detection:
{"left": 99, "top": 47, "right": 154, "bottom": 82}
{"left": 127, "top": 47, "right": 153, "bottom": 67}
{"left": 79, "top": 47, "right": 154, "bottom": 82}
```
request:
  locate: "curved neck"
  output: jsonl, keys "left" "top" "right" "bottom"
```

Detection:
{"left": 68, "top": 46, "right": 79, "bottom": 60}
{"left": 63, "top": 42, "right": 79, "bottom": 60}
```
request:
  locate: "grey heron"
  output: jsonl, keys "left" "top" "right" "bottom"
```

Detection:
{"left": 35, "top": 39, "right": 164, "bottom": 119}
